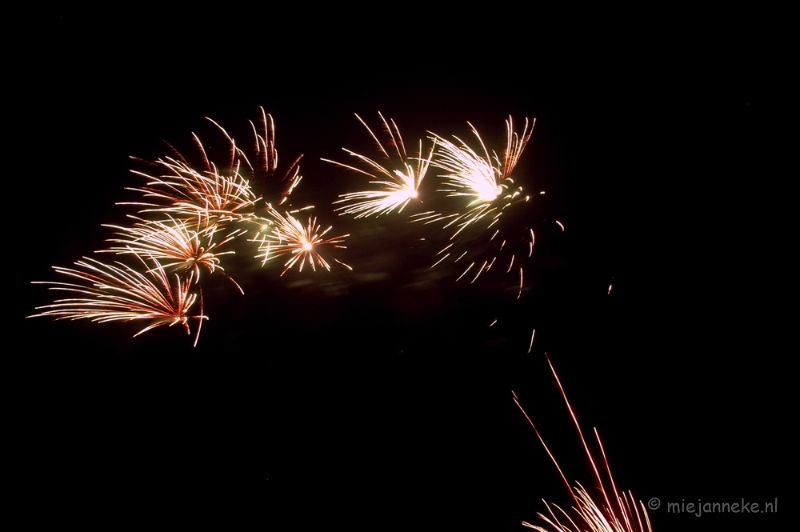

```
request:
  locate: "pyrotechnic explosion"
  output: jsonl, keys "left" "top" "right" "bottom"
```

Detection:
{"left": 30, "top": 256, "right": 207, "bottom": 346}
{"left": 323, "top": 113, "right": 435, "bottom": 219}
{"left": 28, "top": 105, "right": 659, "bottom": 532}
{"left": 514, "top": 356, "right": 653, "bottom": 532}
{"left": 31, "top": 111, "right": 542, "bottom": 341}
{"left": 418, "top": 117, "right": 537, "bottom": 296}
{"left": 100, "top": 216, "right": 246, "bottom": 293}
{"left": 252, "top": 206, "right": 350, "bottom": 275}
{"left": 30, "top": 108, "right": 348, "bottom": 344}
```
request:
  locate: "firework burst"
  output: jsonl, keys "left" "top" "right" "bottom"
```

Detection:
{"left": 513, "top": 356, "right": 653, "bottom": 532}
{"left": 418, "top": 117, "right": 537, "bottom": 292}
{"left": 241, "top": 107, "right": 304, "bottom": 204}
{"left": 423, "top": 116, "right": 534, "bottom": 237}
{"left": 253, "top": 206, "right": 351, "bottom": 275}
{"left": 124, "top": 107, "right": 307, "bottom": 227}
{"left": 323, "top": 113, "right": 435, "bottom": 218}
{"left": 125, "top": 149, "right": 258, "bottom": 226}
{"left": 99, "top": 217, "right": 246, "bottom": 293}
{"left": 29, "top": 256, "right": 207, "bottom": 346}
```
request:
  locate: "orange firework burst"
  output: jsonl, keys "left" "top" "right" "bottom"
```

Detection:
{"left": 253, "top": 206, "right": 351, "bottom": 275}
{"left": 513, "top": 356, "right": 653, "bottom": 532}
{"left": 29, "top": 256, "right": 207, "bottom": 346}
{"left": 323, "top": 113, "right": 435, "bottom": 218}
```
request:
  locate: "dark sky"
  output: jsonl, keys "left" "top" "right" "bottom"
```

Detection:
{"left": 14, "top": 9, "right": 787, "bottom": 530}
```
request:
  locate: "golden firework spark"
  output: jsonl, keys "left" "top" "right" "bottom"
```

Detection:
{"left": 323, "top": 113, "right": 435, "bottom": 218}
{"left": 425, "top": 116, "right": 534, "bottom": 237}
{"left": 513, "top": 356, "right": 653, "bottom": 532}
{"left": 253, "top": 206, "right": 350, "bottom": 275}
{"left": 125, "top": 149, "right": 258, "bottom": 226}
{"left": 124, "top": 107, "right": 307, "bottom": 226}
{"left": 29, "top": 256, "right": 207, "bottom": 346}
{"left": 99, "top": 217, "right": 246, "bottom": 293}
{"left": 418, "top": 117, "right": 536, "bottom": 288}
{"left": 242, "top": 107, "right": 304, "bottom": 205}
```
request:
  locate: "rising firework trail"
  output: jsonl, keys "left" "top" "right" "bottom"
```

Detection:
{"left": 513, "top": 355, "right": 653, "bottom": 532}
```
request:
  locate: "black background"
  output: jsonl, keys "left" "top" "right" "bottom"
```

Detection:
{"left": 13, "top": 8, "right": 788, "bottom": 530}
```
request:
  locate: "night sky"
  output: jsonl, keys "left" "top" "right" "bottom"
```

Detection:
{"left": 14, "top": 9, "right": 787, "bottom": 530}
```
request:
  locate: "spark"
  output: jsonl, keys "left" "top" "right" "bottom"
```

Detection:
{"left": 243, "top": 107, "right": 304, "bottom": 204}
{"left": 99, "top": 217, "right": 246, "bottom": 293}
{"left": 421, "top": 117, "right": 540, "bottom": 292}
{"left": 426, "top": 116, "right": 534, "bottom": 236}
{"left": 125, "top": 107, "right": 306, "bottom": 226}
{"left": 125, "top": 151, "right": 258, "bottom": 226}
{"left": 254, "top": 206, "right": 350, "bottom": 275}
{"left": 324, "top": 113, "right": 435, "bottom": 218}
{"left": 29, "top": 256, "right": 207, "bottom": 346}
{"left": 513, "top": 356, "right": 653, "bottom": 532}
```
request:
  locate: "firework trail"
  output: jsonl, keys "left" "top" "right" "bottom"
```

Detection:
{"left": 322, "top": 113, "right": 435, "bottom": 219}
{"left": 29, "top": 256, "right": 207, "bottom": 346}
{"left": 513, "top": 356, "right": 653, "bottom": 532}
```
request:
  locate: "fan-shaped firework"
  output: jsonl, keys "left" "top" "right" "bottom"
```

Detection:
{"left": 513, "top": 356, "right": 653, "bottom": 532}
{"left": 30, "top": 108, "right": 348, "bottom": 345}
{"left": 416, "top": 117, "right": 537, "bottom": 294}
{"left": 323, "top": 113, "right": 435, "bottom": 218}
{"left": 100, "top": 217, "right": 246, "bottom": 293}
{"left": 29, "top": 256, "right": 207, "bottom": 345}
{"left": 125, "top": 143, "right": 258, "bottom": 226}
{"left": 253, "top": 206, "right": 351, "bottom": 275}
{"left": 423, "top": 116, "right": 533, "bottom": 237}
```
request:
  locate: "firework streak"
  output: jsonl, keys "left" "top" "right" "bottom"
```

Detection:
{"left": 513, "top": 356, "right": 653, "bottom": 532}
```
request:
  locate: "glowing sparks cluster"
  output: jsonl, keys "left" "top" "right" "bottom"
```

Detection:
{"left": 323, "top": 114, "right": 539, "bottom": 292}
{"left": 30, "top": 257, "right": 206, "bottom": 345}
{"left": 254, "top": 206, "right": 350, "bottom": 275}
{"left": 126, "top": 150, "right": 258, "bottom": 225}
{"left": 514, "top": 357, "right": 653, "bottom": 532}
{"left": 33, "top": 111, "right": 541, "bottom": 343}
{"left": 427, "top": 116, "right": 534, "bottom": 235}
{"left": 100, "top": 217, "right": 246, "bottom": 293}
{"left": 424, "top": 117, "right": 537, "bottom": 293}
{"left": 31, "top": 108, "right": 348, "bottom": 344}
{"left": 323, "top": 113, "right": 435, "bottom": 218}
